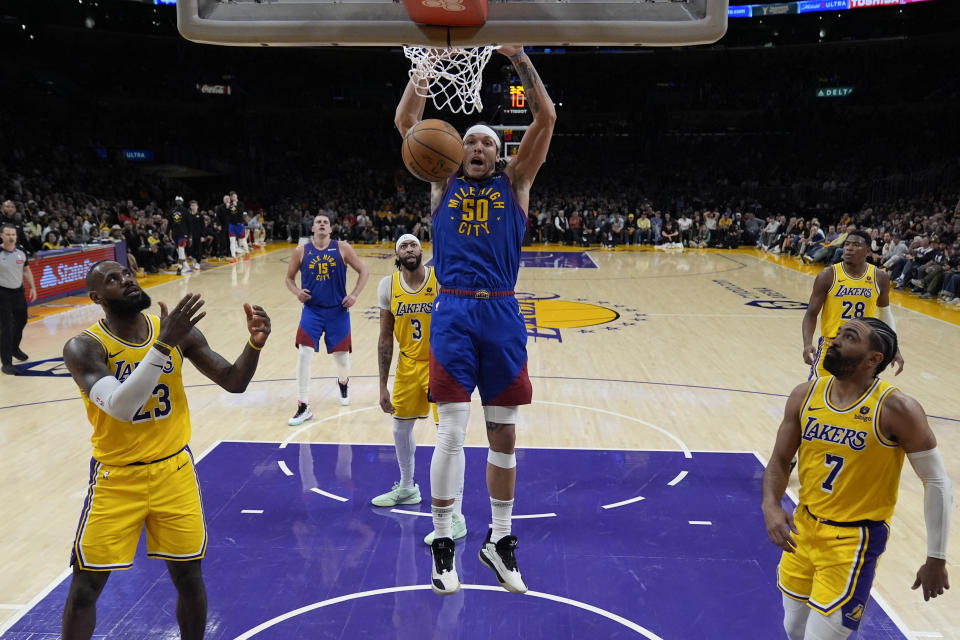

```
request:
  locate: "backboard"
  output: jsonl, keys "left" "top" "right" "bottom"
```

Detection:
{"left": 177, "top": 0, "right": 729, "bottom": 48}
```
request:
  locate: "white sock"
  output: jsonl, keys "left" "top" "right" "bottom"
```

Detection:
{"left": 240, "top": 238, "right": 250, "bottom": 253}
{"left": 432, "top": 504, "right": 454, "bottom": 540}
{"left": 490, "top": 497, "right": 514, "bottom": 542}
{"left": 393, "top": 418, "right": 416, "bottom": 488}
{"left": 332, "top": 351, "right": 350, "bottom": 385}
{"left": 296, "top": 345, "right": 313, "bottom": 404}
{"left": 177, "top": 246, "right": 187, "bottom": 262}
{"left": 453, "top": 448, "right": 465, "bottom": 517}
{"left": 229, "top": 236, "right": 238, "bottom": 258}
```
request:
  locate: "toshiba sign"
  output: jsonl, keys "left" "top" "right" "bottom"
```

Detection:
{"left": 850, "top": 0, "right": 900, "bottom": 7}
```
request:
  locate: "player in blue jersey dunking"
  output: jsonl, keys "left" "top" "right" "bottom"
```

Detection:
{"left": 395, "top": 44, "right": 556, "bottom": 595}
{"left": 285, "top": 213, "right": 370, "bottom": 425}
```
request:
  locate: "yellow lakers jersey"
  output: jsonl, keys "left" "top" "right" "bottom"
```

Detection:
{"left": 391, "top": 267, "right": 437, "bottom": 361}
{"left": 80, "top": 314, "right": 191, "bottom": 466}
{"left": 797, "top": 375, "right": 902, "bottom": 522}
{"left": 820, "top": 263, "right": 880, "bottom": 340}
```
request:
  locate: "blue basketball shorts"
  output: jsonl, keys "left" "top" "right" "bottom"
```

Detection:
{"left": 296, "top": 304, "right": 352, "bottom": 353}
{"left": 228, "top": 224, "right": 246, "bottom": 238}
{"left": 428, "top": 293, "right": 532, "bottom": 406}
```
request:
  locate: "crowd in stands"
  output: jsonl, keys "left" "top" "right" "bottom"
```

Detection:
{"left": 3, "top": 17, "right": 959, "bottom": 306}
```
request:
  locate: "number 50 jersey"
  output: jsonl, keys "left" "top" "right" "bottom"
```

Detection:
{"left": 80, "top": 313, "right": 191, "bottom": 466}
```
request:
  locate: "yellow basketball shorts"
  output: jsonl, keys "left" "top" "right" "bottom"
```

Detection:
{"left": 70, "top": 447, "right": 207, "bottom": 571}
{"left": 392, "top": 354, "right": 434, "bottom": 421}
{"left": 777, "top": 505, "right": 890, "bottom": 632}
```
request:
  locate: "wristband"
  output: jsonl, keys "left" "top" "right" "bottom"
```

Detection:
{"left": 154, "top": 340, "right": 173, "bottom": 353}
{"left": 509, "top": 50, "right": 525, "bottom": 60}
{"left": 248, "top": 337, "right": 264, "bottom": 351}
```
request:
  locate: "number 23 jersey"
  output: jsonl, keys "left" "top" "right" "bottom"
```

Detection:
{"left": 80, "top": 313, "right": 191, "bottom": 466}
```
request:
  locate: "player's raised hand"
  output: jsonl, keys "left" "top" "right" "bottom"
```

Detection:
{"left": 763, "top": 504, "right": 799, "bottom": 554}
{"left": 912, "top": 558, "right": 949, "bottom": 601}
{"left": 157, "top": 293, "right": 205, "bottom": 348}
{"left": 297, "top": 288, "right": 312, "bottom": 303}
{"left": 891, "top": 349, "right": 905, "bottom": 375}
{"left": 244, "top": 303, "right": 271, "bottom": 348}
{"left": 497, "top": 44, "right": 524, "bottom": 58}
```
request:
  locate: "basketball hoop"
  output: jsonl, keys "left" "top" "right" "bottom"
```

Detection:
{"left": 403, "top": 46, "right": 496, "bottom": 115}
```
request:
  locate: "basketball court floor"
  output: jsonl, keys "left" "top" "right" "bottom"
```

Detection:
{"left": 1, "top": 243, "right": 957, "bottom": 639}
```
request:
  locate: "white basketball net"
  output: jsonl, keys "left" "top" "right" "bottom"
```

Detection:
{"left": 403, "top": 46, "right": 496, "bottom": 115}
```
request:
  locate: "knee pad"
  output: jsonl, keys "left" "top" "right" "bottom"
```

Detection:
{"left": 781, "top": 595, "right": 810, "bottom": 640}
{"left": 487, "top": 449, "right": 517, "bottom": 469}
{"left": 483, "top": 405, "right": 519, "bottom": 425}
{"left": 435, "top": 402, "right": 470, "bottom": 456}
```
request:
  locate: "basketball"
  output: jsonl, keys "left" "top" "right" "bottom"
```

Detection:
{"left": 402, "top": 119, "right": 463, "bottom": 182}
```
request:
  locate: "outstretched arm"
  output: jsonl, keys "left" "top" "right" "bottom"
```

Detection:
{"left": 395, "top": 79, "right": 427, "bottom": 139}
{"left": 501, "top": 46, "right": 557, "bottom": 201}
{"left": 183, "top": 303, "right": 271, "bottom": 393}
{"left": 882, "top": 391, "right": 951, "bottom": 601}
{"left": 338, "top": 241, "right": 370, "bottom": 308}
{"left": 802, "top": 269, "right": 831, "bottom": 365}
{"left": 761, "top": 382, "right": 811, "bottom": 553}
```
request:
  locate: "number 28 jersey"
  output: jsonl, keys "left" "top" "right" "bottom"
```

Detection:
{"left": 797, "top": 375, "right": 902, "bottom": 523}
{"left": 80, "top": 313, "right": 191, "bottom": 466}
{"left": 820, "top": 263, "right": 880, "bottom": 340}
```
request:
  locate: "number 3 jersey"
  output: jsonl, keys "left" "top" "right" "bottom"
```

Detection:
{"left": 377, "top": 267, "right": 437, "bottom": 362}
{"left": 797, "top": 375, "right": 903, "bottom": 523}
{"left": 80, "top": 313, "right": 191, "bottom": 466}
{"left": 820, "top": 263, "right": 880, "bottom": 341}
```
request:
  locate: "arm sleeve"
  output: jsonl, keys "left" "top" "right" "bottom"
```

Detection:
{"left": 907, "top": 447, "right": 953, "bottom": 559}
{"left": 377, "top": 275, "right": 392, "bottom": 311}
{"left": 88, "top": 347, "right": 168, "bottom": 421}
{"left": 878, "top": 304, "right": 897, "bottom": 332}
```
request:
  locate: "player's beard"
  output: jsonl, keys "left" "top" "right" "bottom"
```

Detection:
{"left": 400, "top": 253, "right": 422, "bottom": 271}
{"left": 103, "top": 290, "right": 152, "bottom": 317}
{"left": 823, "top": 346, "right": 864, "bottom": 378}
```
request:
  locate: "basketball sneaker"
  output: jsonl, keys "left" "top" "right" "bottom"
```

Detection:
{"left": 12, "top": 349, "right": 28, "bottom": 362}
{"left": 337, "top": 380, "right": 350, "bottom": 406}
{"left": 478, "top": 529, "right": 527, "bottom": 594}
{"left": 371, "top": 482, "right": 422, "bottom": 507}
{"left": 423, "top": 512, "right": 467, "bottom": 545}
{"left": 430, "top": 537, "right": 460, "bottom": 595}
{"left": 288, "top": 402, "right": 313, "bottom": 427}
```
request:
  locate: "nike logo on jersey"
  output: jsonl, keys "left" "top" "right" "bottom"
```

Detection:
{"left": 108, "top": 350, "right": 123, "bottom": 358}
{"left": 395, "top": 294, "right": 403, "bottom": 298}
{"left": 177, "top": 461, "right": 188, "bottom": 471}
{"left": 836, "top": 534, "right": 854, "bottom": 540}
{"left": 808, "top": 406, "right": 824, "bottom": 411}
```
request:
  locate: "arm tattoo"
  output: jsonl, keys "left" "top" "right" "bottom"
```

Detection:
{"left": 514, "top": 60, "right": 545, "bottom": 116}
{"left": 378, "top": 336, "right": 393, "bottom": 386}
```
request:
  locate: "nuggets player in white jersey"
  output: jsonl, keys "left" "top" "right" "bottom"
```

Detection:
{"left": 396, "top": 44, "right": 556, "bottom": 596}
{"left": 803, "top": 228, "right": 903, "bottom": 379}
{"left": 763, "top": 317, "right": 950, "bottom": 640}
{"left": 60, "top": 260, "right": 271, "bottom": 640}
{"left": 373, "top": 234, "right": 467, "bottom": 544}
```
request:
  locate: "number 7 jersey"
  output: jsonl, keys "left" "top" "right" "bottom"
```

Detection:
{"left": 797, "top": 375, "right": 903, "bottom": 523}
{"left": 820, "top": 263, "right": 880, "bottom": 341}
{"left": 79, "top": 313, "right": 191, "bottom": 466}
